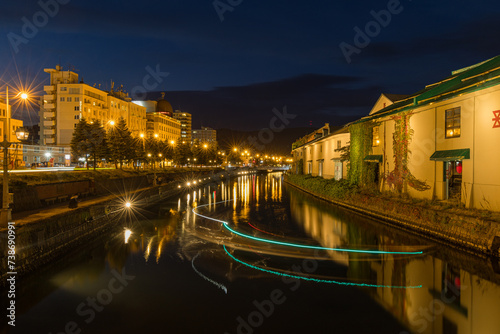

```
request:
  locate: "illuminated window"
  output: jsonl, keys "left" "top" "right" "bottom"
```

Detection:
{"left": 445, "top": 107, "right": 461, "bottom": 138}
{"left": 372, "top": 126, "right": 380, "bottom": 146}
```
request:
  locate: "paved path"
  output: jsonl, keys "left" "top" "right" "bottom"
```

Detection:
{"left": 11, "top": 185, "right": 158, "bottom": 226}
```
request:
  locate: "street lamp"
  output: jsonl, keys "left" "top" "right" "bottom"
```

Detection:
{"left": 45, "top": 152, "right": 51, "bottom": 166}
{"left": 1, "top": 86, "right": 28, "bottom": 226}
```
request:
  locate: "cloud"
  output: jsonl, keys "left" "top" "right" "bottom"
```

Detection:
{"left": 148, "top": 74, "right": 381, "bottom": 130}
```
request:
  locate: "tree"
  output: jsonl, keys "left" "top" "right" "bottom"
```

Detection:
{"left": 107, "top": 117, "right": 133, "bottom": 169}
{"left": 173, "top": 141, "right": 190, "bottom": 166}
{"left": 70, "top": 118, "right": 91, "bottom": 169}
{"left": 87, "top": 120, "right": 107, "bottom": 170}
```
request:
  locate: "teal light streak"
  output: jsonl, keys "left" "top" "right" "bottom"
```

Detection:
{"left": 193, "top": 200, "right": 424, "bottom": 255}
{"left": 223, "top": 245, "right": 422, "bottom": 289}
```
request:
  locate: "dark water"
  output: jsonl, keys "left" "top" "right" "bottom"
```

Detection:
{"left": 3, "top": 172, "right": 500, "bottom": 334}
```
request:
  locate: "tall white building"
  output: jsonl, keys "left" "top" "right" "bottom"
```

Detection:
{"left": 40, "top": 65, "right": 147, "bottom": 146}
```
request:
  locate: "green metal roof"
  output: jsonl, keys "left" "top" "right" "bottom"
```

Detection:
{"left": 429, "top": 149, "right": 470, "bottom": 161}
{"left": 364, "top": 154, "right": 383, "bottom": 162}
{"left": 354, "top": 55, "right": 500, "bottom": 124}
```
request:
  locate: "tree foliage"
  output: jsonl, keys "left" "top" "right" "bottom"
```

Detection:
{"left": 107, "top": 117, "right": 134, "bottom": 169}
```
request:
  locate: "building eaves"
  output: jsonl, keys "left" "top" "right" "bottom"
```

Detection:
{"left": 354, "top": 55, "right": 500, "bottom": 124}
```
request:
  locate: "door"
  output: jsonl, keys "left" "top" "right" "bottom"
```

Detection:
{"left": 334, "top": 160, "right": 342, "bottom": 180}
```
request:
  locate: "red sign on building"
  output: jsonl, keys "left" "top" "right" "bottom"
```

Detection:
{"left": 493, "top": 110, "right": 500, "bottom": 128}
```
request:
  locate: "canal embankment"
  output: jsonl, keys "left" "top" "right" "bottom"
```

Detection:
{"left": 284, "top": 174, "right": 500, "bottom": 258}
{"left": 0, "top": 168, "right": 231, "bottom": 285}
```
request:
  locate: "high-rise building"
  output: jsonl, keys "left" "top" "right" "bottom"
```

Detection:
{"left": 39, "top": 65, "right": 147, "bottom": 146}
{"left": 192, "top": 126, "right": 216, "bottom": 143}
{"left": 173, "top": 111, "right": 192, "bottom": 144}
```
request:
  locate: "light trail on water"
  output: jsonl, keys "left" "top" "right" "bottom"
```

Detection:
{"left": 223, "top": 245, "right": 422, "bottom": 289}
{"left": 193, "top": 200, "right": 424, "bottom": 255}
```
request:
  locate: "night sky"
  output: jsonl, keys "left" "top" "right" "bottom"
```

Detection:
{"left": 2, "top": 0, "right": 500, "bottom": 130}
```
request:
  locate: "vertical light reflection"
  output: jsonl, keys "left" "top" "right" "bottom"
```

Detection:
{"left": 178, "top": 198, "right": 181, "bottom": 212}
{"left": 278, "top": 175, "right": 282, "bottom": 200}
{"left": 256, "top": 177, "right": 260, "bottom": 204}
{"left": 265, "top": 176, "right": 268, "bottom": 201}
{"left": 233, "top": 183, "right": 237, "bottom": 210}
{"left": 208, "top": 187, "right": 212, "bottom": 212}
{"left": 156, "top": 237, "right": 164, "bottom": 263}
{"left": 271, "top": 176, "right": 276, "bottom": 201}
{"left": 124, "top": 229, "right": 132, "bottom": 244}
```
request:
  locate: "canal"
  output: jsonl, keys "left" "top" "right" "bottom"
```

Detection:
{"left": 2, "top": 172, "right": 500, "bottom": 334}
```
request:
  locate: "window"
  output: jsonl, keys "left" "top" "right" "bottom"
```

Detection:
{"left": 60, "top": 147, "right": 64, "bottom": 153}
{"left": 67, "top": 97, "right": 72, "bottom": 102}
{"left": 445, "top": 107, "right": 461, "bottom": 138}
{"left": 69, "top": 88, "right": 80, "bottom": 94}
{"left": 337, "top": 140, "right": 342, "bottom": 149}
{"left": 60, "top": 87, "right": 67, "bottom": 91}
{"left": 74, "top": 106, "right": 80, "bottom": 111}
{"left": 34, "top": 146, "right": 40, "bottom": 153}
{"left": 372, "top": 126, "right": 380, "bottom": 146}
{"left": 74, "top": 115, "right": 80, "bottom": 120}
{"left": 60, "top": 97, "right": 65, "bottom": 102}
{"left": 75, "top": 97, "right": 80, "bottom": 102}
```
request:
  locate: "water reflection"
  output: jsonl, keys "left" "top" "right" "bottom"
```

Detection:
{"left": 284, "top": 181, "right": 500, "bottom": 334}
{"left": 5, "top": 172, "right": 500, "bottom": 334}
{"left": 188, "top": 172, "right": 500, "bottom": 333}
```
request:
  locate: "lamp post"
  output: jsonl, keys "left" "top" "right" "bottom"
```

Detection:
{"left": 1, "top": 86, "right": 27, "bottom": 226}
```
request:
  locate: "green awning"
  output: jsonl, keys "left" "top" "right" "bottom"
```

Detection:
{"left": 430, "top": 149, "right": 470, "bottom": 161}
{"left": 364, "top": 155, "right": 383, "bottom": 162}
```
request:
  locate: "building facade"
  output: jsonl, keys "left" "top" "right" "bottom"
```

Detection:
{"left": 22, "top": 144, "right": 71, "bottom": 167}
{"left": 145, "top": 112, "right": 181, "bottom": 143}
{"left": 173, "top": 111, "right": 192, "bottom": 144}
{"left": 192, "top": 126, "right": 216, "bottom": 143}
{"left": 292, "top": 124, "right": 349, "bottom": 180}
{"left": 355, "top": 56, "right": 500, "bottom": 211}
{"left": 40, "top": 65, "right": 147, "bottom": 146}
{"left": 0, "top": 99, "right": 24, "bottom": 168}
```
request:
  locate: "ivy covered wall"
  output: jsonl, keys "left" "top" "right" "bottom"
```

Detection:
{"left": 348, "top": 120, "right": 378, "bottom": 187}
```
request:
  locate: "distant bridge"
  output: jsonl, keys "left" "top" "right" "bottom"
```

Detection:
{"left": 254, "top": 166, "right": 289, "bottom": 172}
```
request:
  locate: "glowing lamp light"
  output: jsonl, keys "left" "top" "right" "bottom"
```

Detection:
{"left": 178, "top": 185, "right": 181, "bottom": 188}
{"left": 109, "top": 120, "right": 115, "bottom": 126}
{"left": 20, "top": 92, "right": 28, "bottom": 100}
{"left": 125, "top": 202, "right": 132, "bottom": 208}
{"left": 187, "top": 182, "right": 191, "bottom": 186}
